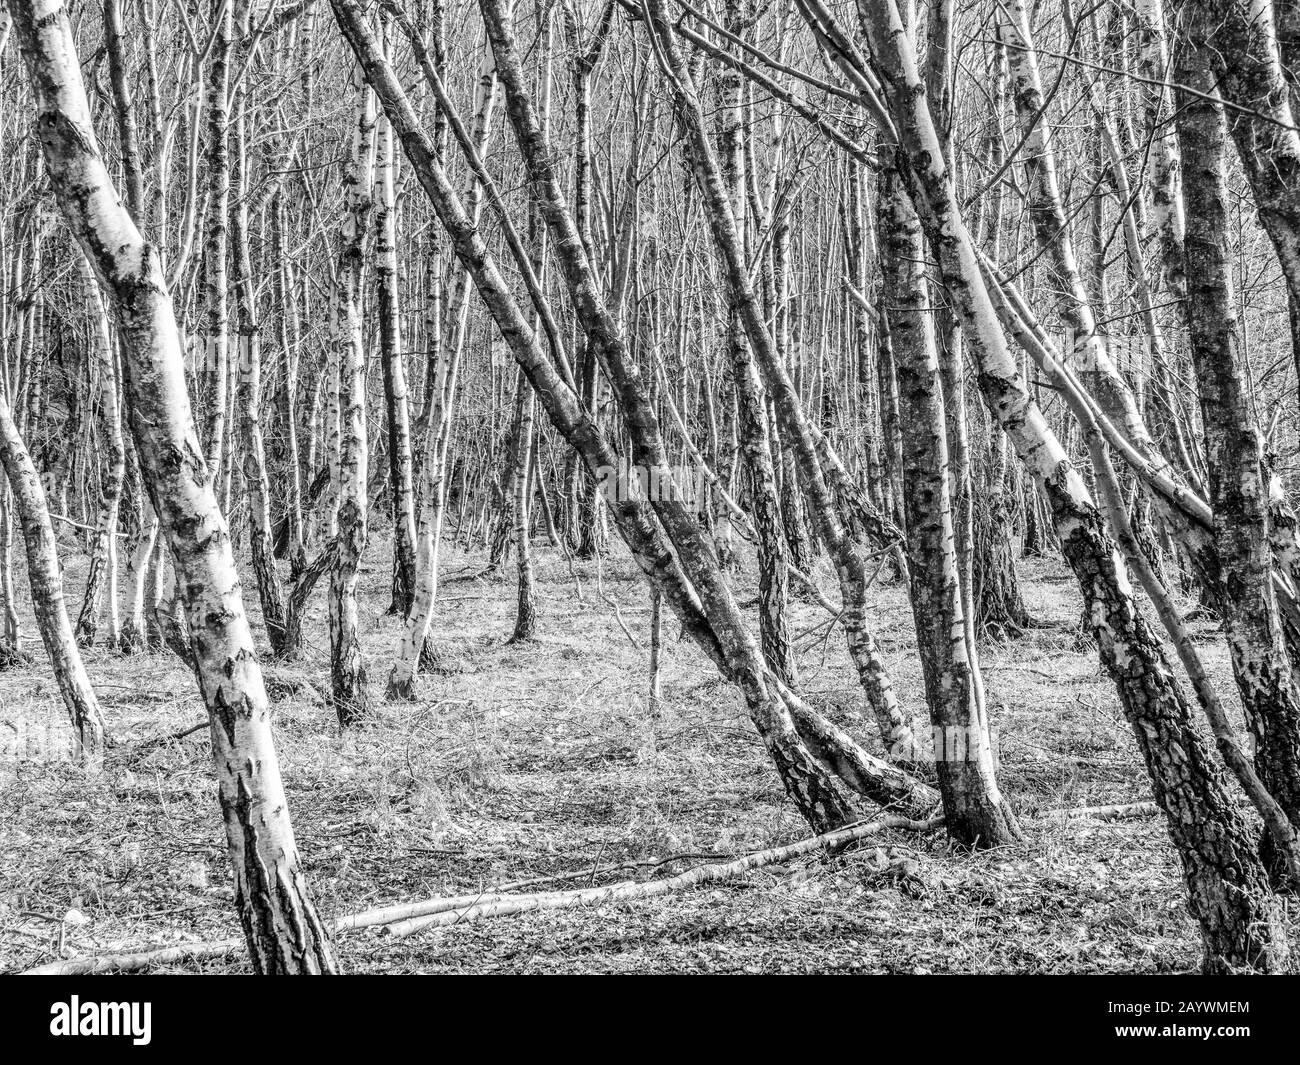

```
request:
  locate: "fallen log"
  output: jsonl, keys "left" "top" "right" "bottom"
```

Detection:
{"left": 383, "top": 814, "right": 941, "bottom": 939}
{"left": 19, "top": 813, "right": 939, "bottom": 974}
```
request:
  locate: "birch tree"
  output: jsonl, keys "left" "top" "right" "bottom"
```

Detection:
{"left": 11, "top": 0, "right": 339, "bottom": 973}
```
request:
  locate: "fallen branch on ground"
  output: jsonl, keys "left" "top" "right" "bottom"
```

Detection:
{"left": 1039, "top": 801, "right": 1159, "bottom": 821}
{"left": 163, "top": 720, "right": 208, "bottom": 743}
{"left": 19, "top": 813, "right": 939, "bottom": 973}
{"left": 19, "top": 938, "right": 243, "bottom": 975}
{"left": 382, "top": 813, "right": 942, "bottom": 940}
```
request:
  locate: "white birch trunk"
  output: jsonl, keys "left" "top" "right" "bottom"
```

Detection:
{"left": 12, "top": 0, "right": 338, "bottom": 972}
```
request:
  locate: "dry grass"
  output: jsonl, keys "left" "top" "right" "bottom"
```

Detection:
{"left": 1, "top": 530, "right": 1293, "bottom": 973}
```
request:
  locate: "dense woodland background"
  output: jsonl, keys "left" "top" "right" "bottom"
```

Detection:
{"left": 4, "top": 0, "right": 1300, "bottom": 974}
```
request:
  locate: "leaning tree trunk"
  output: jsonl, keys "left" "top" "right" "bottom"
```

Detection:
{"left": 334, "top": 0, "right": 937, "bottom": 831}
{"left": 13, "top": 0, "right": 338, "bottom": 973}
{"left": 640, "top": 0, "right": 921, "bottom": 760}
{"left": 1175, "top": 43, "right": 1300, "bottom": 876}
{"left": 0, "top": 388, "right": 105, "bottom": 766}
{"left": 1196, "top": 0, "right": 1300, "bottom": 410}
{"left": 1000, "top": 0, "right": 1157, "bottom": 466}
{"left": 860, "top": 0, "right": 1288, "bottom": 973}
{"left": 479, "top": 0, "right": 926, "bottom": 787}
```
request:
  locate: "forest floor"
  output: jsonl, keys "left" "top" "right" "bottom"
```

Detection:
{"left": 3, "top": 526, "right": 1294, "bottom": 974}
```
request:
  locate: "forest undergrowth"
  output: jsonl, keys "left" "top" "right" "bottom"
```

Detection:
{"left": 3, "top": 532, "right": 1283, "bottom": 974}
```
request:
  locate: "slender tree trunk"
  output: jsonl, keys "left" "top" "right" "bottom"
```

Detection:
{"left": 376, "top": 89, "right": 417, "bottom": 617}
{"left": 232, "top": 69, "right": 288, "bottom": 655}
{"left": 329, "top": 72, "right": 375, "bottom": 726}
{"left": 271, "top": 193, "right": 306, "bottom": 574}
{"left": 201, "top": 1, "right": 231, "bottom": 481}
{"left": 0, "top": 486, "right": 25, "bottom": 666}
{"left": 878, "top": 159, "right": 1020, "bottom": 846}
{"left": 118, "top": 492, "right": 158, "bottom": 655}
{"left": 508, "top": 367, "right": 538, "bottom": 642}
{"left": 0, "top": 389, "right": 105, "bottom": 765}
{"left": 72, "top": 257, "right": 124, "bottom": 647}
